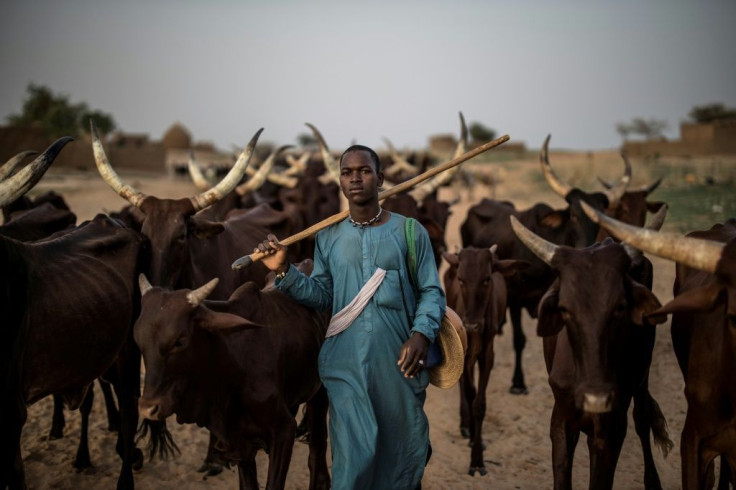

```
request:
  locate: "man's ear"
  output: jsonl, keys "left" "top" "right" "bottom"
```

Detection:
{"left": 377, "top": 170, "right": 385, "bottom": 188}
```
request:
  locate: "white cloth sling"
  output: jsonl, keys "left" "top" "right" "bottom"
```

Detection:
{"left": 325, "top": 267, "right": 386, "bottom": 338}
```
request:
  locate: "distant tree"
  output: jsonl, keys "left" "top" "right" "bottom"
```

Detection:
{"left": 297, "top": 132, "right": 317, "bottom": 147}
{"left": 615, "top": 122, "right": 633, "bottom": 142}
{"left": 688, "top": 103, "right": 736, "bottom": 123}
{"left": 615, "top": 117, "right": 667, "bottom": 141}
{"left": 6, "top": 83, "right": 117, "bottom": 139}
{"left": 468, "top": 122, "right": 496, "bottom": 144}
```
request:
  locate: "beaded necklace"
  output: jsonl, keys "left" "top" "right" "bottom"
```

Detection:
{"left": 349, "top": 207, "right": 383, "bottom": 229}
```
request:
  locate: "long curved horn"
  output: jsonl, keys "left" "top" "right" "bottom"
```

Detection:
{"left": 187, "top": 151, "right": 213, "bottom": 191}
{"left": 237, "top": 144, "right": 292, "bottom": 195}
{"left": 382, "top": 137, "right": 418, "bottom": 178}
{"left": 540, "top": 134, "right": 572, "bottom": 198}
{"left": 186, "top": 277, "right": 219, "bottom": 307}
{"left": 510, "top": 215, "right": 558, "bottom": 266}
{"left": 305, "top": 123, "right": 340, "bottom": 184}
{"left": 580, "top": 201, "right": 724, "bottom": 273}
{"left": 0, "top": 150, "right": 38, "bottom": 181}
{"left": 284, "top": 151, "right": 309, "bottom": 176}
{"left": 601, "top": 152, "right": 632, "bottom": 206}
{"left": 620, "top": 204, "right": 668, "bottom": 259}
{"left": 92, "top": 121, "right": 149, "bottom": 207}
{"left": 411, "top": 111, "right": 468, "bottom": 201}
{"left": 190, "top": 128, "right": 262, "bottom": 211}
{"left": 0, "top": 136, "right": 74, "bottom": 207}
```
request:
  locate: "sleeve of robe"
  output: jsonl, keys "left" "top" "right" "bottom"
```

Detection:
{"left": 410, "top": 222, "right": 446, "bottom": 343}
{"left": 274, "top": 231, "right": 333, "bottom": 312}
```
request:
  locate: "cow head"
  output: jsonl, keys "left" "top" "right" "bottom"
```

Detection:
{"left": 540, "top": 135, "right": 634, "bottom": 248}
{"left": 511, "top": 216, "right": 665, "bottom": 413}
{"left": 134, "top": 274, "right": 262, "bottom": 421}
{"left": 92, "top": 123, "right": 262, "bottom": 289}
{"left": 442, "top": 245, "right": 528, "bottom": 333}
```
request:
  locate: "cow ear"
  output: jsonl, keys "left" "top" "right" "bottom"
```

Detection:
{"left": 627, "top": 280, "right": 666, "bottom": 325}
{"left": 442, "top": 251, "right": 459, "bottom": 267}
{"left": 196, "top": 309, "right": 264, "bottom": 334}
{"left": 495, "top": 259, "right": 531, "bottom": 278}
{"left": 537, "top": 280, "right": 564, "bottom": 337}
{"left": 648, "top": 280, "right": 724, "bottom": 319}
{"left": 188, "top": 218, "right": 225, "bottom": 239}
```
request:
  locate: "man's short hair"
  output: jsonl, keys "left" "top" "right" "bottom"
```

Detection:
{"left": 340, "top": 145, "right": 381, "bottom": 173}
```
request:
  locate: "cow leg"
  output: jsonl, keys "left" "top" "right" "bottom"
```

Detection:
{"left": 469, "top": 344, "right": 495, "bottom": 476}
{"left": 295, "top": 404, "right": 310, "bottom": 443}
{"left": 509, "top": 305, "right": 528, "bottom": 394}
{"left": 459, "top": 364, "right": 476, "bottom": 438}
{"left": 237, "top": 449, "right": 259, "bottom": 490}
{"left": 112, "top": 340, "right": 144, "bottom": 490}
{"left": 587, "top": 413, "right": 626, "bottom": 490}
{"left": 265, "top": 407, "right": 298, "bottom": 490}
{"left": 73, "top": 385, "right": 94, "bottom": 470}
{"left": 717, "top": 455, "right": 733, "bottom": 490}
{"left": 305, "top": 386, "right": 330, "bottom": 490}
{"left": 681, "top": 414, "right": 705, "bottom": 490}
{"left": 632, "top": 386, "right": 670, "bottom": 490}
{"left": 49, "top": 394, "right": 66, "bottom": 440}
{"left": 197, "top": 433, "right": 225, "bottom": 476}
{"left": 549, "top": 404, "right": 578, "bottom": 490}
{"left": 1, "top": 401, "right": 28, "bottom": 490}
{"left": 99, "top": 378, "right": 121, "bottom": 433}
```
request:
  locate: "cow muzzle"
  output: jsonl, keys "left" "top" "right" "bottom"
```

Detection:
{"left": 138, "top": 398, "right": 166, "bottom": 421}
{"left": 583, "top": 392, "right": 613, "bottom": 414}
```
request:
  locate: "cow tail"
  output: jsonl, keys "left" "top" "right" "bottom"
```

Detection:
{"left": 649, "top": 395, "right": 674, "bottom": 458}
{"left": 136, "top": 419, "right": 180, "bottom": 461}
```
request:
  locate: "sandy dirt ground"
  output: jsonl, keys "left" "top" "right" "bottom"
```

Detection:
{"left": 16, "top": 152, "right": 690, "bottom": 489}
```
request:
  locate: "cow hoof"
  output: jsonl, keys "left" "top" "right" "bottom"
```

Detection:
{"left": 132, "top": 448, "right": 144, "bottom": 471}
{"left": 460, "top": 427, "right": 470, "bottom": 438}
{"left": 48, "top": 429, "right": 64, "bottom": 440}
{"left": 197, "top": 462, "right": 224, "bottom": 476}
{"left": 468, "top": 466, "right": 487, "bottom": 476}
{"left": 508, "top": 386, "right": 529, "bottom": 395}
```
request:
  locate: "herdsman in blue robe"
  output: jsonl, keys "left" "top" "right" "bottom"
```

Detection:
{"left": 257, "top": 145, "right": 445, "bottom": 490}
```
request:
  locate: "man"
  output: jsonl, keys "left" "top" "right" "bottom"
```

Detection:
{"left": 256, "top": 144, "right": 446, "bottom": 489}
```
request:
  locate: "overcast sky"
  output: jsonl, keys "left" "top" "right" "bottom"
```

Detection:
{"left": 2, "top": 1, "right": 735, "bottom": 153}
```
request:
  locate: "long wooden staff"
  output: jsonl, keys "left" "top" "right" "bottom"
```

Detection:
{"left": 231, "top": 134, "right": 510, "bottom": 270}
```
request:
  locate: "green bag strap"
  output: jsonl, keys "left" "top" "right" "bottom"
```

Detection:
{"left": 405, "top": 217, "right": 418, "bottom": 292}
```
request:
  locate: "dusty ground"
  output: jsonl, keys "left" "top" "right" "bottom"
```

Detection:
{"left": 17, "top": 151, "right": 691, "bottom": 489}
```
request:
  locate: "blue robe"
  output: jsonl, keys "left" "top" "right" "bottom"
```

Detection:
{"left": 276, "top": 212, "right": 445, "bottom": 489}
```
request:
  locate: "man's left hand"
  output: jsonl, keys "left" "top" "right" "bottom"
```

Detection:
{"left": 397, "top": 332, "right": 430, "bottom": 378}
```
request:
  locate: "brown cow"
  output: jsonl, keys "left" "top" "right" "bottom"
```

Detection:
{"left": 461, "top": 135, "right": 629, "bottom": 395}
{"left": 134, "top": 270, "right": 330, "bottom": 490}
{"left": 0, "top": 214, "right": 152, "bottom": 490}
{"left": 511, "top": 216, "right": 673, "bottom": 490}
{"left": 442, "top": 245, "right": 528, "bottom": 476}
{"left": 586, "top": 208, "right": 736, "bottom": 489}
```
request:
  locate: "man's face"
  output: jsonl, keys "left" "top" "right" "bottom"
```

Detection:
{"left": 339, "top": 150, "right": 384, "bottom": 205}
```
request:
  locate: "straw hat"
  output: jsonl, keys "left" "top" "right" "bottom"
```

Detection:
{"left": 429, "top": 306, "right": 467, "bottom": 389}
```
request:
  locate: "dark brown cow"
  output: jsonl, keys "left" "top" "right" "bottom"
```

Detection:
{"left": 460, "top": 135, "right": 626, "bottom": 394}
{"left": 588, "top": 209, "right": 736, "bottom": 489}
{"left": 442, "top": 246, "right": 528, "bottom": 476}
{"left": 134, "top": 269, "right": 330, "bottom": 490}
{"left": 0, "top": 214, "right": 151, "bottom": 490}
{"left": 511, "top": 215, "right": 672, "bottom": 490}
{"left": 92, "top": 125, "right": 275, "bottom": 297}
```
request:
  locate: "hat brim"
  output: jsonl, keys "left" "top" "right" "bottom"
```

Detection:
{"left": 429, "top": 308, "right": 466, "bottom": 389}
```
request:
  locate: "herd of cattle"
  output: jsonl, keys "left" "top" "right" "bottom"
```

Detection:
{"left": 1, "top": 114, "right": 734, "bottom": 490}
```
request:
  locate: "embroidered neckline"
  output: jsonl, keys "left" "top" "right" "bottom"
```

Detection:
{"left": 349, "top": 207, "right": 383, "bottom": 229}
